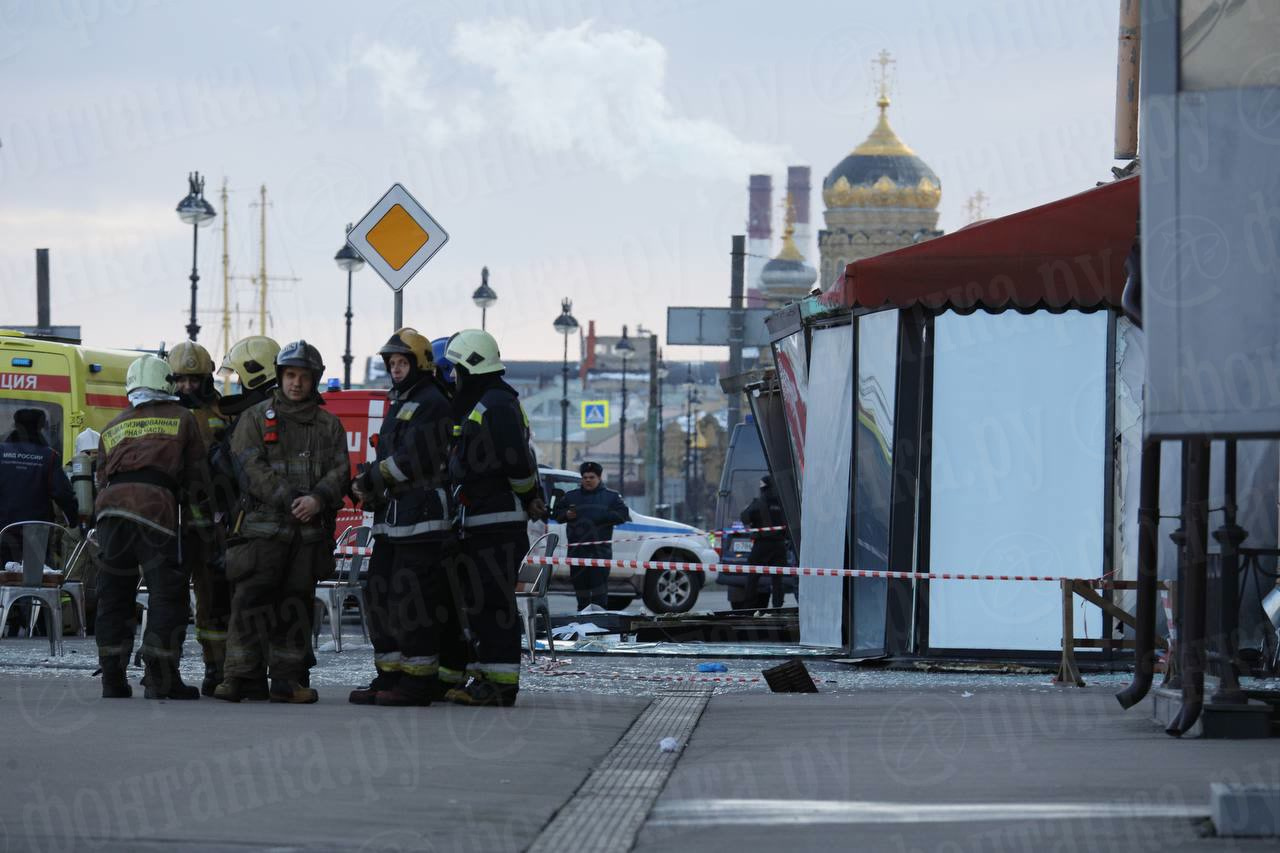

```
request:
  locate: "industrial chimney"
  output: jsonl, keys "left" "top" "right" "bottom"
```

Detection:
{"left": 787, "top": 166, "right": 812, "bottom": 261}
{"left": 747, "top": 174, "right": 773, "bottom": 294}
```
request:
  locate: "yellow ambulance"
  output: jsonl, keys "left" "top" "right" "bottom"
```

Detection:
{"left": 0, "top": 330, "right": 140, "bottom": 460}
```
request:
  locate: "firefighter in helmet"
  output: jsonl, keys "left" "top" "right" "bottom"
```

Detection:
{"left": 94, "top": 355, "right": 211, "bottom": 699}
{"left": 349, "top": 328, "right": 454, "bottom": 706}
{"left": 215, "top": 340, "right": 349, "bottom": 703}
{"left": 166, "top": 340, "right": 232, "bottom": 695}
{"left": 440, "top": 329, "right": 545, "bottom": 706}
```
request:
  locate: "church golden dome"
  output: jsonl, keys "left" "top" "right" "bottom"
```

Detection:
{"left": 822, "top": 93, "right": 941, "bottom": 211}
{"left": 761, "top": 196, "right": 817, "bottom": 295}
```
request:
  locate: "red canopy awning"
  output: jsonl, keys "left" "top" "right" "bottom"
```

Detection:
{"left": 819, "top": 176, "right": 1139, "bottom": 313}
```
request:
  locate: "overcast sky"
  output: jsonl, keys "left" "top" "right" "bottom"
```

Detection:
{"left": 0, "top": 0, "right": 1120, "bottom": 376}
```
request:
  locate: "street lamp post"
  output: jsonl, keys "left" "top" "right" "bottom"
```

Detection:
{"left": 692, "top": 407, "right": 701, "bottom": 527}
{"left": 472, "top": 266, "right": 497, "bottom": 330}
{"left": 614, "top": 325, "right": 635, "bottom": 495}
{"left": 656, "top": 357, "right": 668, "bottom": 516}
{"left": 683, "top": 365, "right": 697, "bottom": 524}
{"left": 553, "top": 297, "right": 579, "bottom": 469}
{"left": 334, "top": 224, "right": 365, "bottom": 390}
{"left": 176, "top": 172, "right": 217, "bottom": 341}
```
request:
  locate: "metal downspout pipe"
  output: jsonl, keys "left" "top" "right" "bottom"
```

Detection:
{"left": 1168, "top": 439, "right": 1210, "bottom": 737}
{"left": 1116, "top": 437, "right": 1161, "bottom": 709}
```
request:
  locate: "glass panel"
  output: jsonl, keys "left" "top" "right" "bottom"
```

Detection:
{"left": 1180, "top": 0, "right": 1280, "bottom": 91}
{"left": 928, "top": 312, "right": 1106, "bottom": 651}
{"left": 1113, "top": 316, "right": 1144, "bottom": 620}
{"left": 798, "top": 325, "right": 853, "bottom": 648}
{"left": 851, "top": 309, "right": 898, "bottom": 654}
{"left": 0, "top": 400, "right": 64, "bottom": 457}
{"left": 747, "top": 386, "right": 803, "bottom": 554}
{"left": 773, "top": 331, "right": 809, "bottom": 476}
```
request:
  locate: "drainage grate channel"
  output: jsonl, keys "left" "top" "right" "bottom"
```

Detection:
{"left": 528, "top": 687, "right": 712, "bottom": 853}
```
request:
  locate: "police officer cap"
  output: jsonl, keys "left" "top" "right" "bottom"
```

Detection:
{"left": 580, "top": 461, "right": 603, "bottom": 476}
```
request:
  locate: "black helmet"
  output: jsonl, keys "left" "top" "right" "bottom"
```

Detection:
{"left": 276, "top": 339, "right": 325, "bottom": 386}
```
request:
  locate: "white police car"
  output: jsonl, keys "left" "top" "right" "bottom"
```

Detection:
{"left": 530, "top": 467, "right": 719, "bottom": 613}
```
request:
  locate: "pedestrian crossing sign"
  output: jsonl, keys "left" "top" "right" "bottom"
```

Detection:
{"left": 581, "top": 400, "right": 609, "bottom": 429}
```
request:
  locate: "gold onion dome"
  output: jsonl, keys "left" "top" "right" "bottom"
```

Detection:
{"left": 761, "top": 201, "right": 817, "bottom": 293}
{"left": 822, "top": 94, "right": 941, "bottom": 210}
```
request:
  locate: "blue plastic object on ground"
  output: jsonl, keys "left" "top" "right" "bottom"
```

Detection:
{"left": 697, "top": 662, "right": 728, "bottom": 673}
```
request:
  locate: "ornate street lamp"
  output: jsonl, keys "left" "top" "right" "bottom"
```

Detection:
{"left": 472, "top": 266, "right": 497, "bottom": 330}
{"left": 553, "top": 298, "right": 579, "bottom": 469}
{"left": 614, "top": 325, "right": 635, "bottom": 494}
{"left": 176, "top": 172, "right": 216, "bottom": 341}
{"left": 334, "top": 224, "right": 365, "bottom": 389}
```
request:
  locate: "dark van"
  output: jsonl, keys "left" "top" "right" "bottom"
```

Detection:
{"left": 713, "top": 418, "right": 796, "bottom": 608}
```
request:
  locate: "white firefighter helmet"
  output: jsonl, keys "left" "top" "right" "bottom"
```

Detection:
{"left": 445, "top": 329, "right": 504, "bottom": 376}
{"left": 126, "top": 355, "right": 174, "bottom": 395}
{"left": 74, "top": 427, "right": 101, "bottom": 454}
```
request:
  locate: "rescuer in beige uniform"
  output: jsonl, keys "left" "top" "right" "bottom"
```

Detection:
{"left": 215, "top": 340, "right": 349, "bottom": 704}
{"left": 167, "top": 340, "right": 232, "bottom": 695}
{"left": 94, "top": 355, "right": 211, "bottom": 700}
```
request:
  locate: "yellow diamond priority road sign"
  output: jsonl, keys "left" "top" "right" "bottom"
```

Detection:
{"left": 347, "top": 183, "right": 449, "bottom": 292}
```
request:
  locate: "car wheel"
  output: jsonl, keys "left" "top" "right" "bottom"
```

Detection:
{"left": 642, "top": 551, "right": 703, "bottom": 614}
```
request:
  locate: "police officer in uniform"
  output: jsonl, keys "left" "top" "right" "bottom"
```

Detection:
{"left": 440, "top": 329, "right": 545, "bottom": 707}
{"left": 0, "top": 409, "right": 77, "bottom": 566}
{"left": 215, "top": 340, "right": 349, "bottom": 704}
{"left": 554, "top": 461, "right": 630, "bottom": 610}
{"left": 740, "top": 474, "right": 790, "bottom": 608}
{"left": 348, "top": 328, "right": 454, "bottom": 706}
{"left": 94, "top": 355, "right": 210, "bottom": 699}
{"left": 166, "top": 340, "right": 233, "bottom": 695}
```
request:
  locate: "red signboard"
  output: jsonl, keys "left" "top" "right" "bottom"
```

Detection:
{"left": 0, "top": 372, "right": 71, "bottom": 393}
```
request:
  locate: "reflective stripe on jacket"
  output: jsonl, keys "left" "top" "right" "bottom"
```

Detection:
{"left": 370, "top": 376, "right": 454, "bottom": 541}
{"left": 449, "top": 383, "right": 541, "bottom": 530}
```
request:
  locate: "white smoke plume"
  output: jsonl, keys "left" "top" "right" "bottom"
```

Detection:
{"left": 349, "top": 19, "right": 788, "bottom": 181}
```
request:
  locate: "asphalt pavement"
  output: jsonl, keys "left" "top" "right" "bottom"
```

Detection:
{"left": 2, "top": 633, "right": 1278, "bottom": 852}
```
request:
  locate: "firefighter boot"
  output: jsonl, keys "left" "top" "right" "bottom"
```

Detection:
{"left": 143, "top": 659, "right": 200, "bottom": 700}
{"left": 269, "top": 678, "right": 319, "bottom": 704}
{"left": 349, "top": 669, "right": 400, "bottom": 705}
{"left": 201, "top": 663, "right": 223, "bottom": 698}
{"left": 445, "top": 677, "right": 518, "bottom": 708}
{"left": 375, "top": 674, "right": 435, "bottom": 707}
{"left": 201, "top": 638, "right": 226, "bottom": 697}
{"left": 213, "top": 676, "right": 270, "bottom": 703}
{"left": 99, "top": 655, "right": 132, "bottom": 699}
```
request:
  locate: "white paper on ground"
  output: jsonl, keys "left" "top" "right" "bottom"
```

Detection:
{"left": 552, "top": 622, "right": 609, "bottom": 640}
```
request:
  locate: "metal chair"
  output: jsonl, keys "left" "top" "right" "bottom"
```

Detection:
{"left": 517, "top": 533, "right": 559, "bottom": 661}
{"left": 316, "top": 525, "right": 372, "bottom": 652}
{"left": 0, "top": 521, "right": 91, "bottom": 656}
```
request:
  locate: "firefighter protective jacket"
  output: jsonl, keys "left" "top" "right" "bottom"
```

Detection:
{"left": 95, "top": 400, "right": 210, "bottom": 536}
{"left": 368, "top": 375, "right": 453, "bottom": 541}
{"left": 449, "top": 380, "right": 541, "bottom": 530}
{"left": 231, "top": 391, "right": 349, "bottom": 543}
{"left": 187, "top": 396, "right": 229, "bottom": 450}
